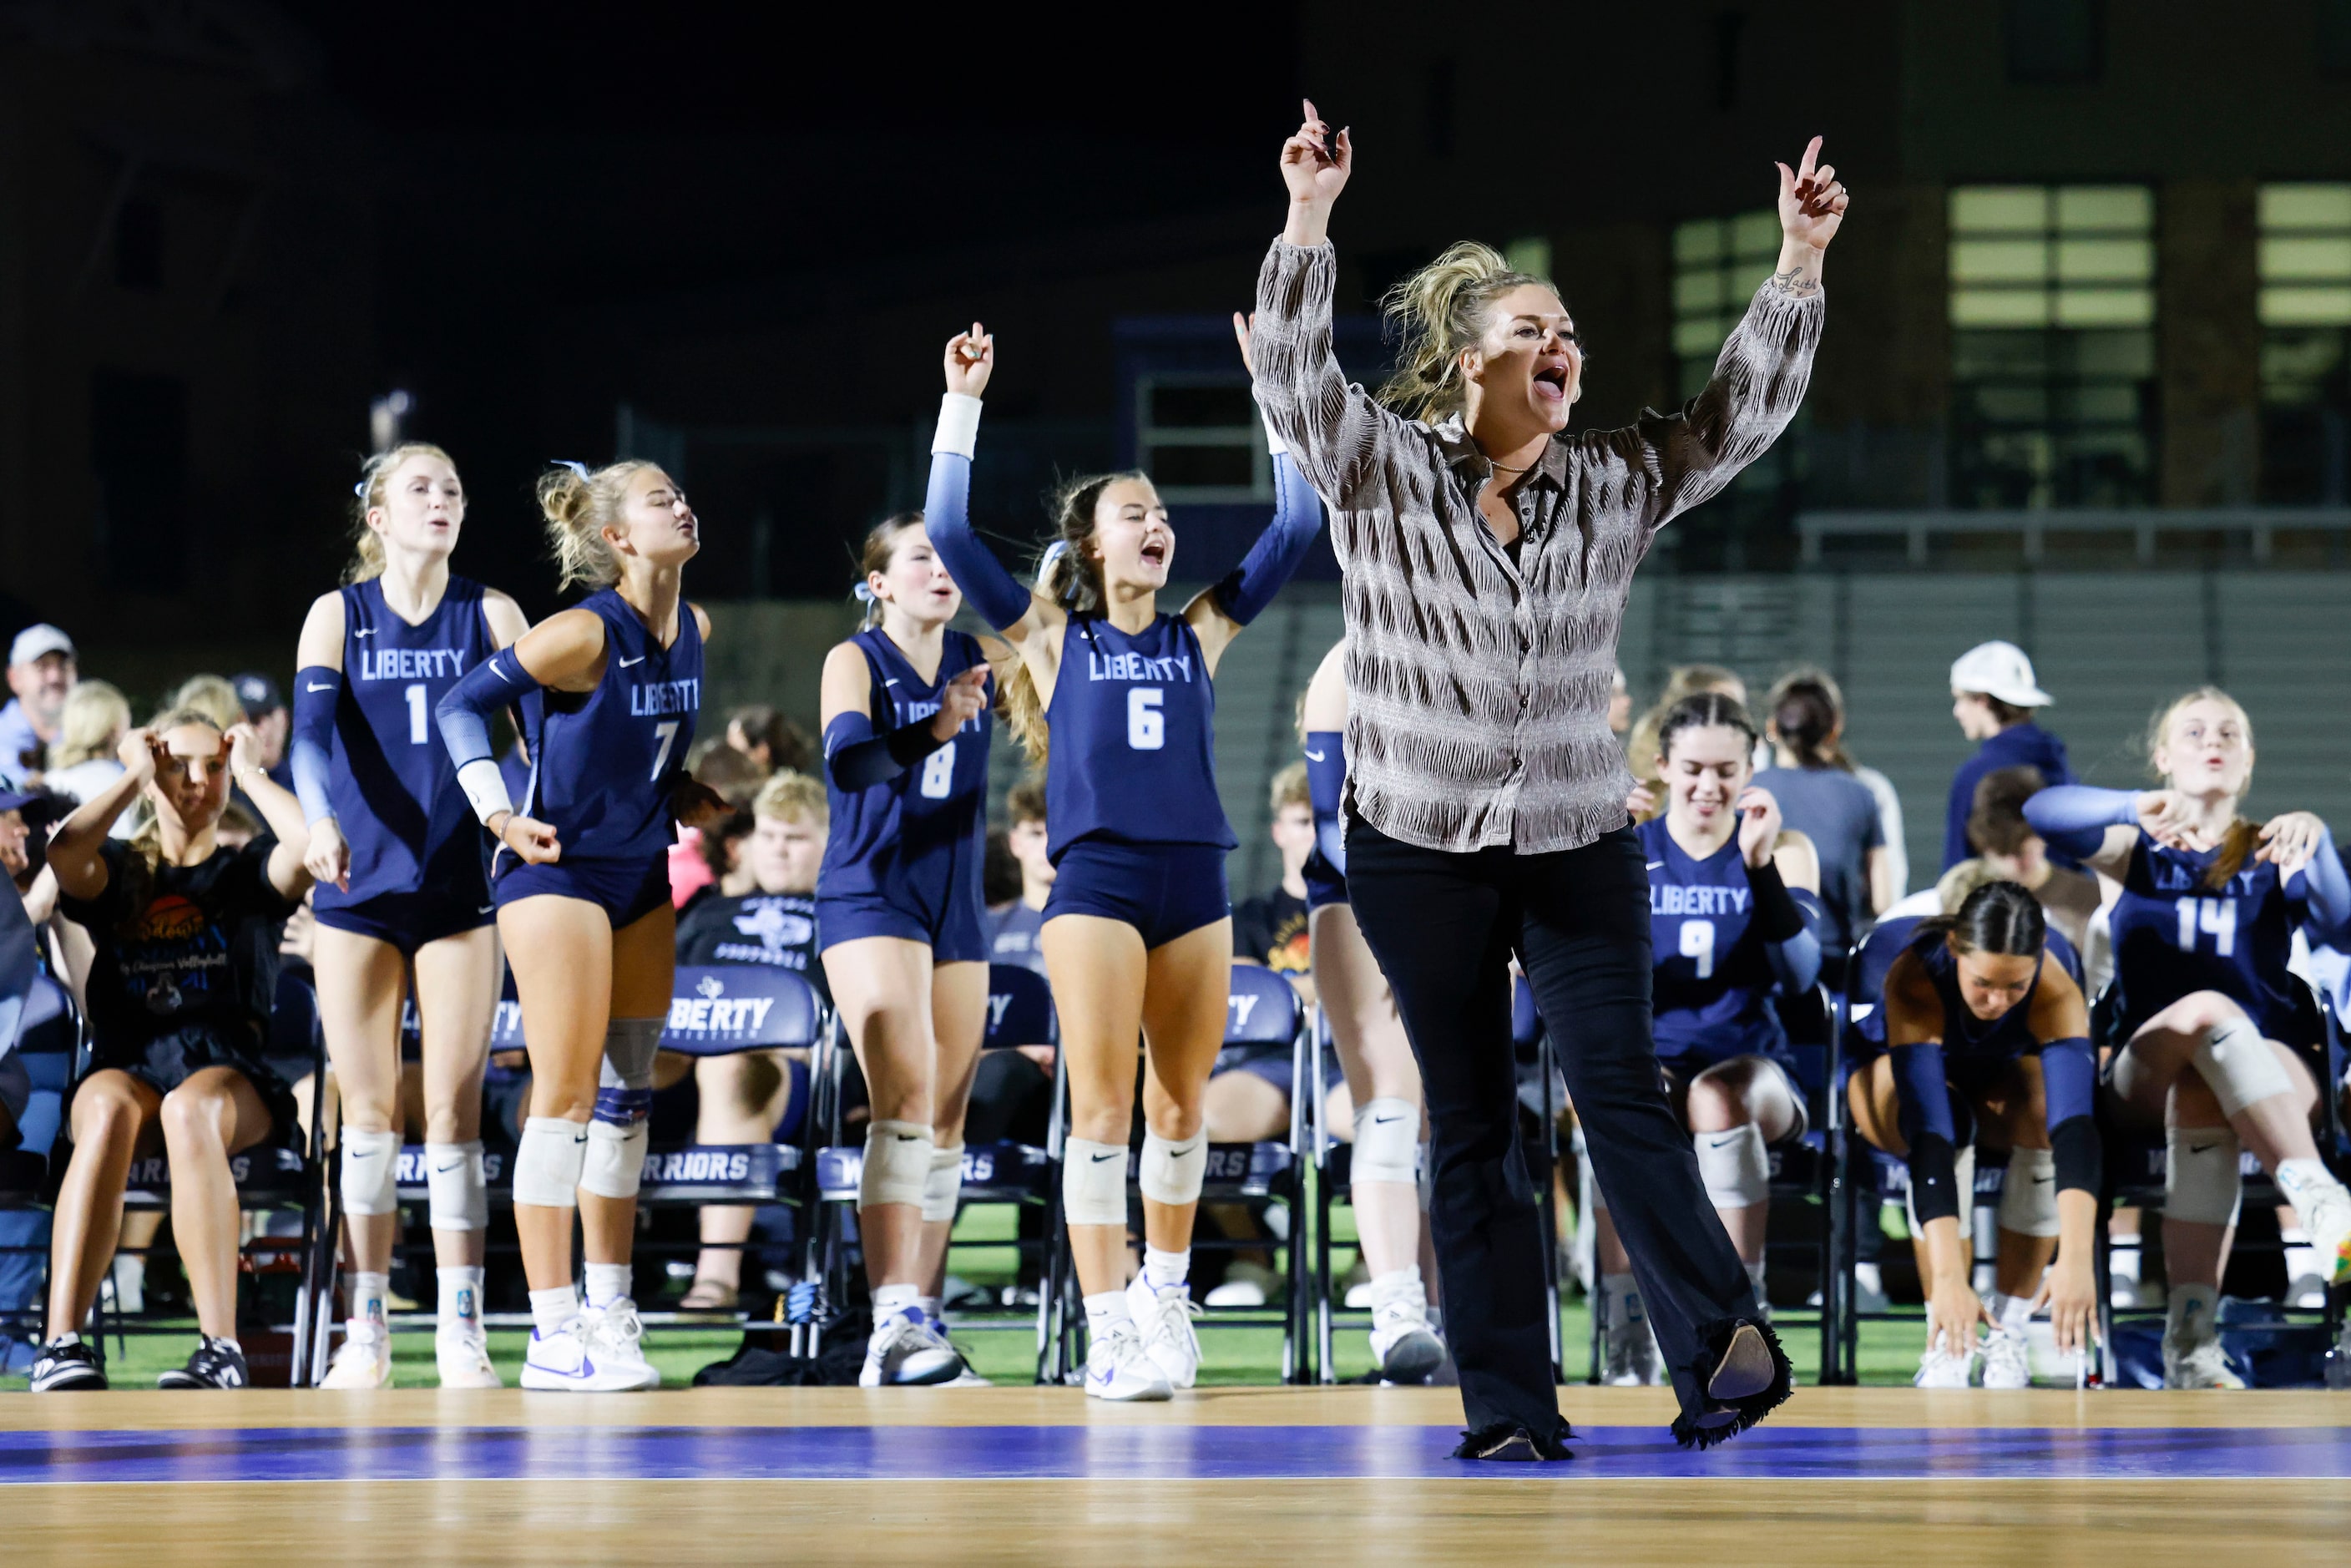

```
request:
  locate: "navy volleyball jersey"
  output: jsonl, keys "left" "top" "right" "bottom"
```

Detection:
{"left": 1914, "top": 929, "right": 2050, "bottom": 1063}
{"left": 519, "top": 589, "right": 701, "bottom": 863}
{"left": 818, "top": 626, "right": 992, "bottom": 908}
{"left": 2109, "top": 827, "right": 2315, "bottom": 1044}
{"left": 1044, "top": 615, "right": 1236, "bottom": 862}
{"left": 1641, "top": 817, "right": 1788, "bottom": 1067}
{"left": 319, "top": 576, "right": 497, "bottom": 912}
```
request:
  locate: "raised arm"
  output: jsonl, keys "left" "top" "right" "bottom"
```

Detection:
{"left": 228, "top": 722, "right": 313, "bottom": 901}
{"left": 1595, "top": 137, "right": 1843, "bottom": 533}
{"left": 924, "top": 326, "right": 1061, "bottom": 643}
{"left": 1738, "top": 790, "right": 1821, "bottom": 994}
{"left": 1188, "top": 312, "right": 1327, "bottom": 667}
{"left": 2257, "top": 811, "right": 2351, "bottom": 943}
{"left": 1251, "top": 103, "right": 1410, "bottom": 508}
{"left": 47, "top": 728, "right": 157, "bottom": 902}
{"left": 2021, "top": 785, "right": 2146, "bottom": 878}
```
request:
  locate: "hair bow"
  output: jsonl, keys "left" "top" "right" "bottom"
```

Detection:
{"left": 551, "top": 459, "right": 590, "bottom": 479}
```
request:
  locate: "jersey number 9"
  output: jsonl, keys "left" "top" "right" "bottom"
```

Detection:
{"left": 1128, "top": 688, "right": 1165, "bottom": 751}
{"left": 1680, "top": 918, "right": 1716, "bottom": 979}
{"left": 920, "top": 743, "right": 956, "bottom": 799}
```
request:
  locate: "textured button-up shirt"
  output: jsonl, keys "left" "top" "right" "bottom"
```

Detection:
{"left": 1251, "top": 240, "right": 1825, "bottom": 856}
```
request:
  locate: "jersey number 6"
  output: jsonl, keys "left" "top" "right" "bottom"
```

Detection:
{"left": 1128, "top": 687, "right": 1165, "bottom": 751}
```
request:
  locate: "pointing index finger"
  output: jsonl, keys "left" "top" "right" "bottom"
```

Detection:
{"left": 1797, "top": 135, "right": 1822, "bottom": 180}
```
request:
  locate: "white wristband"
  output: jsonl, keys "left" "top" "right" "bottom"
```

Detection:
{"left": 933, "top": 393, "right": 983, "bottom": 459}
{"left": 456, "top": 758, "right": 514, "bottom": 825}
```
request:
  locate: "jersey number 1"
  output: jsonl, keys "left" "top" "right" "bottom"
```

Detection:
{"left": 2175, "top": 896, "right": 2237, "bottom": 958}
{"left": 1128, "top": 688, "right": 1164, "bottom": 751}
{"left": 404, "top": 683, "right": 428, "bottom": 745}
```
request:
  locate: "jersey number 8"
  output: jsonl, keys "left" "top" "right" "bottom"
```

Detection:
{"left": 1128, "top": 688, "right": 1164, "bottom": 751}
{"left": 1680, "top": 918, "right": 1716, "bottom": 979}
{"left": 919, "top": 743, "right": 956, "bottom": 799}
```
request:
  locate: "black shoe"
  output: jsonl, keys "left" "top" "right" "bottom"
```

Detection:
{"left": 157, "top": 1337, "right": 250, "bottom": 1389}
{"left": 1453, "top": 1420, "right": 1575, "bottom": 1462}
{"left": 29, "top": 1338, "right": 107, "bottom": 1393}
{"left": 1672, "top": 1317, "right": 1793, "bottom": 1450}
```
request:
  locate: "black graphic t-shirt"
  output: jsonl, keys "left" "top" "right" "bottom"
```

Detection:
{"left": 675, "top": 891, "right": 830, "bottom": 1004}
{"left": 60, "top": 838, "right": 300, "bottom": 1057}
{"left": 1233, "top": 885, "right": 1311, "bottom": 979}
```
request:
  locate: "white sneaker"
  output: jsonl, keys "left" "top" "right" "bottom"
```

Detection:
{"left": 1368, "top": 1297, "right": 1445, "bottom": 1384}
{"left": 2303, "top": 1186, "right": 2351, "bottom": 1287}
{"left": 1126, "top": 1275, "right": 1201, "bottom": 1390}
{"left": 1979, "top": 1324, "right": 2032, "bottom": 1389}
{"left": 519, "top": 1315, "right": 653, "bottom": 1392}
{"left": 320, "top": 1321, "right": 393, "bottom": 1389}
{"left": 1600, "top": 1305, "right": 1665, "bottom": 1387}
{"left": 434, "top": 1329, "right": 503, "bottom": 1389}
{"left": 1914, "top": 1332, "right": 1975, "bottom": 1389}
{"left": 1084, "top": 1319, "right": 1171, "bottom": 1402}
{"left": 2162, "top": 1335, "right": 2246, "bottom": 1390}
{"left": 858, "top": 1307, "right": 963, "bottom": 1388}
{"left": 579, "top": 1298, "right": 660, "bottom": 1391}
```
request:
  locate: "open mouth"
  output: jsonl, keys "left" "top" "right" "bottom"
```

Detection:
{"left": 1534, "top": 364, "right": 1570, "bottom": 402}
{"left": 1140, "top": 540, "right": 1169, "bottom": 568}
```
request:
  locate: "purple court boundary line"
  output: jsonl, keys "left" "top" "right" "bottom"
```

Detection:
{"left": 3, "top": 1424, "right": 2348, "bottom": 1484}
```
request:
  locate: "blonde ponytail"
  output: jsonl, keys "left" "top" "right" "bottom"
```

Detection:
{"left": 995, "top": 471, "right": 1135, "bottom": 765}
{"left": 537, "top": 460, "right": 655, "bottom": 591}
{"left": 1377, "top": 240, "right": 1553, "bottom": 423}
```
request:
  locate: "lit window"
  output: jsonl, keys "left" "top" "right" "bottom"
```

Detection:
{"left": 1949, "top": 185, "right": 2153, "bottom": 328}
{"left": 1671, "top": 210, "right": 1778, "bottom": 397}
{"left": 1947, "top": 184, "right": 2156, "bottom": 508}
{"left": 1136, "top": 378, "right": 1268, "bottom": 503}
{"left": 2258, "top": 185, "right": 2351, "bottom": 327}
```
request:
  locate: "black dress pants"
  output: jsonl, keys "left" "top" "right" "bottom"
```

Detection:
{"left": 1345, "top": 814, "right": 1760, "bottom": 1435}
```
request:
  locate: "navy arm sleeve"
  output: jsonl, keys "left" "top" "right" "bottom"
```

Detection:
{"left": 923, "top": 451, "right": 1033, "bottom": 633}
{"left": 436, "top": 646, "right": 543, "bottom": 772}
{"left": 1305, "top": 730, "right": 1347, "bottom": 876}
{"left": 1891, "top": 1039, "right": 1962, "bottom": 1223}
{"left": 823, "top": 711, "right": 948, "bottom": 792}
{"left": 1751, "top": 859, "right": 1822, "bottom": 994}
{"left": 2286, "top": 825, "right": 2351, "bottom": 943}
{"left": 1210, "top": 453, "right": 1324, "bottom": 628}
{"left": 290, "top": 665, "right": 339, "bottom": 826}
{"left": 2040, "top": 1035, "right": 2101, "bottom": 1196}
{"left": 2021, "top": 785, "right": 2138, "bottom": 861}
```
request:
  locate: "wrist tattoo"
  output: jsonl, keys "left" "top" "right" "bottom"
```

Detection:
{"left": 1767, "top": 266, "right": 1822, "bottom": 298}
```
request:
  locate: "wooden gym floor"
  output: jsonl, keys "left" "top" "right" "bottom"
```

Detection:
{"left": 4, "top": 1385, "right": 2348, "bottom": 1565}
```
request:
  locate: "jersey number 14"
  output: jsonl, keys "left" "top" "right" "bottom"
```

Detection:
{"left": 2175, "top": 896, "right": 2237, "bottom": 958}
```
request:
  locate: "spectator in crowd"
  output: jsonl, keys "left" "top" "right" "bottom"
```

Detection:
{"left": 1944, "top": 640, "right": 2070, "bottom": 872}
{"left": 1754, "top": 675, "right": 1893, "bottom": 957}
{"left": 672, "top": 770, "right": 829, "bottom": 1310}
{"left": 28, "top": 711, "right": 313, "bottom": 1392}
{"left": 1231, "top": 761, "right": 1313, "bottom": 1002}
{"left": 1765, "top": 667, "right": 1905, "bottom": 905}
{"left": 985, "top": 776, "right": 1051, "bottom": 976}
{"left": 1609, "top": 665, "right": 1631, "bottom": 736}
{"left": 726, "top": 703, "right": 817, "bottom": 776}
{"left": 670, "top": 741, "right": 768, "bottom": 908}
{"left": 0, "top": 624, "right": 77, "bottom": 784}
{"left": 1935, "top": 766, "right": 2101, "bottom": 957}
{"left": 165, "top": 675, "right": 246, "bottom": 734}
{"left": 230, "top": 674, "right": 292, "bottom": 790}
{"left": 43, "top": 682, "right": 134, "bottom": 832}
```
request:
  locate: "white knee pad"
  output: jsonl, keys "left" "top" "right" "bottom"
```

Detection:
{"left": 424, "top": 1140, "right": 488, "bottom": 1232}
{"left": 338, "top": 1126, "right": 401, "bottom": 1217}
{"left": 861, "top": 1120, "right": 934, "bottom": 1210}
{"left": 2193, "top": 1014, "right": 2292, "bottom": 1118}
{"left": 1062, "top": 1136, "right": 1130, "bottom": 1227}
{"left": 922, "top": 1141, "right": 964, "bottom": 1224}
{"left": 1351, "top": 1098, "right": 1422, "bottom": 1187}
{"left": 1139, "top": 1129, "right": 1206, "bottom": 1207}
{"left": 1996, "top": 1147, "right": 2061, "bottom": 1238}
{"left": 1694, "top": 1122, "right": 1771, "bottom": 1210}
{"left": 2165, "top": 1126, "right": 2244, "bottom": 1227}
{"left": 580, "top": 1117, "right": 650, "bottom": 1200}
{"left": 513, "top": 1116, "right": 589, "bottom": 1208}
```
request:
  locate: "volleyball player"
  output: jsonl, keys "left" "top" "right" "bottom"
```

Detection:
{"left": 291, "top": 444, "right": 528, "bottom": 1388}
{"left": 817, "top": 512, "right": 993, "bottom": 1386}
{"left": 924, "top": 316, "right": 1322, "bottom": 1399}
{"left": 436, "top": 459, "right": 725, "bottom": 1392}
{"left": 1599, "top": 694, "right": 1826, "bottom": 1384}
{"left": 2024, "top": 688, "right": 2351, "bottom": 1387}
{"left": 1850, "top": 883, "right": 2101, "bottom": 1388}
{"left": 1298, "top": 639, "right": 1443, "bottom": 1382}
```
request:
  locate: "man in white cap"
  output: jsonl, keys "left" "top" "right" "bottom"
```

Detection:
{"left": 1944, "top": 640, "right": 2070, "bottom": 871}
{"left": 0, "top": 625, "right": 75, "bottom": 787}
